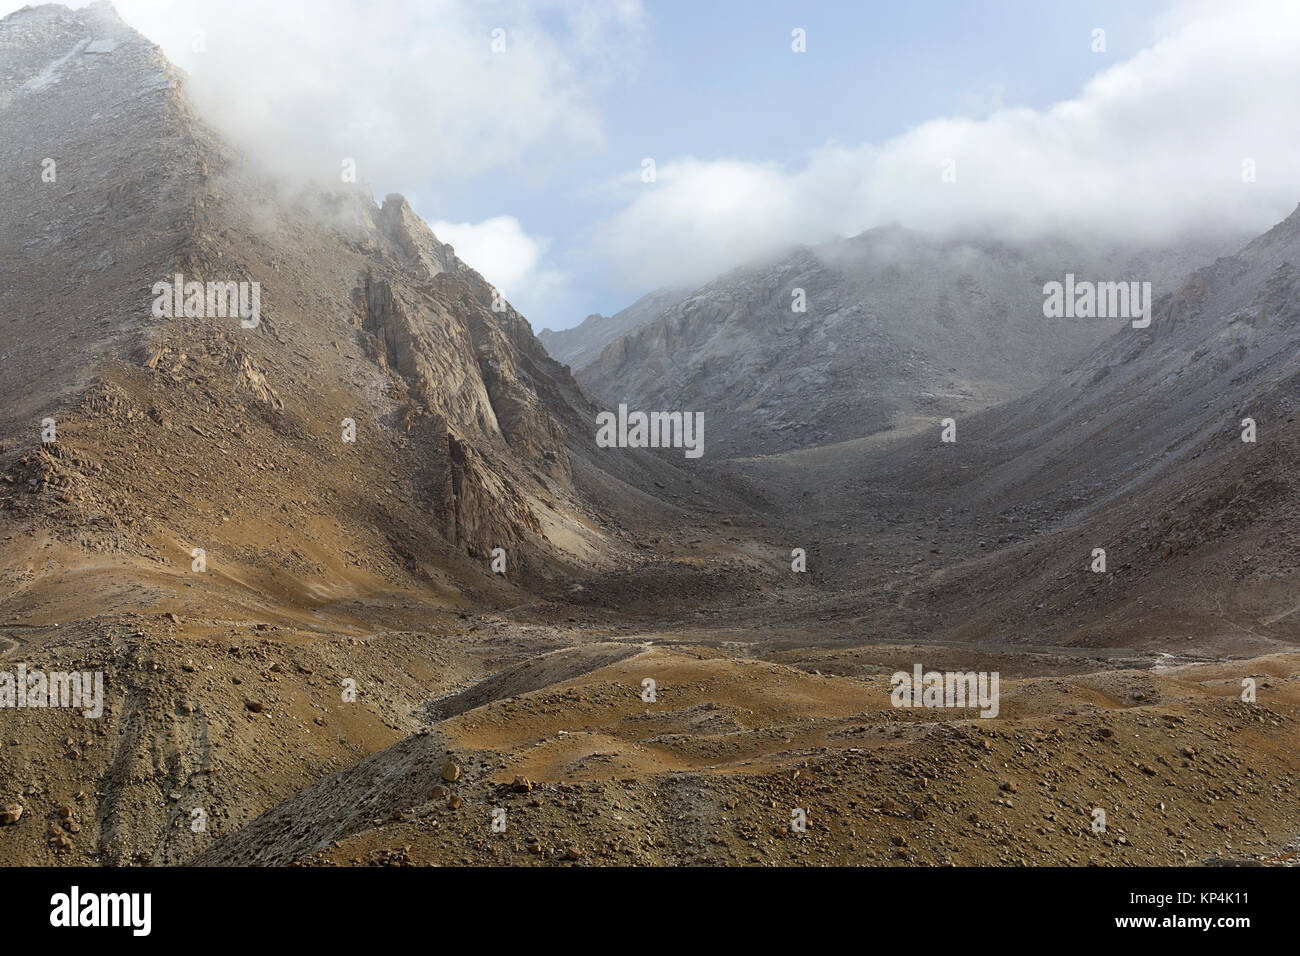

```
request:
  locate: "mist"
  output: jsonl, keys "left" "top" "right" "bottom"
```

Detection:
{"left": 593, "top": 0, "right": 1300, "bottom": 289}
{"left": 10, "top": 0, "right": 1298, "bottom": 323}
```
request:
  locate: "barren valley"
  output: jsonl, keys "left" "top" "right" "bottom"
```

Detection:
{"left": 1, "top": 2, "right": 1298, "bottom": 871}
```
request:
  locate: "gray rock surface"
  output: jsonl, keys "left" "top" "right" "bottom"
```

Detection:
{"left": 569, "top": 226, "right": 1241, "bottom": 457}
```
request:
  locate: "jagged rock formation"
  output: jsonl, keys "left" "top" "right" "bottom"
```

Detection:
{"left": 0, "top": 2, "right": 709, "bottom": 597}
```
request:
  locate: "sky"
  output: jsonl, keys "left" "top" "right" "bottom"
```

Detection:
{"left": 6, "top": 0, "right": 1300, "bottom": 331}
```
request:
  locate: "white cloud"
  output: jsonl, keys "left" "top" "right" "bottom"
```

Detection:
{"left": 27, "top": 0, "right": 644, "bottom": 184}
{"left": 432, "top": 215, "right": 545, "bottom": 291}
{"left": 594, "top": 0, "right": 1300, "bottom": 289}
{"left": 430, "top": 215, "right": 569, "bottom": 319}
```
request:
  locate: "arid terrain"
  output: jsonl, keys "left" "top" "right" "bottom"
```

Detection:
{"left": 1, "top": 3, "right": 1298, "bottom": 868}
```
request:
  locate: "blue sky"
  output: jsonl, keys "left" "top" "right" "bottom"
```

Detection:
{"left": 414, "top": 0, "right": 1171, "bottom": 329}
{"left": 12, "top": 0, "right": 1300, "bottom": 332}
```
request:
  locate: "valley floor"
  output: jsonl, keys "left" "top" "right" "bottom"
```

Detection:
{"left": 2, "top": 443, "right": 1297, "bottom": 867}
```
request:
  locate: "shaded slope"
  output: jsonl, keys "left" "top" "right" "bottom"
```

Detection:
{"left": 538, "top": 286, "right": 689, "bottom": 371}
{"left": 774, "top": 205, "right": 1300, "bottom": 653}
{"left": 575, "top": 227, "right": 1238, "bottom": 458}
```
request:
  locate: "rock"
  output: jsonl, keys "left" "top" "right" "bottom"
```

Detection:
{"left": 0, "top": 803, "right": 23, "bottom": 825}
{"left": 448, "top": 794, "right": 463, "bottom": 810}
{"left": 512, "top": 775, "right": 532, "bottom": 793}
{"left": 244, "top": 700, "right": 265, "bottom": 713}
{"left": 440, "top": 761, "right": 461, "bottom": 783}
{"left": 566, "top": 846, "right": 583, "bottom": 860}
{"left": 430, "top": 785, "right": 449, "bottom": 799}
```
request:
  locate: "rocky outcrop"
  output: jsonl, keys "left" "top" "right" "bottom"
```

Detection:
{"left": 354, "top": 229, "right": 576, "bottom": 561}
{"left": 375, "top": 194, "right": 459, "bottom": 278}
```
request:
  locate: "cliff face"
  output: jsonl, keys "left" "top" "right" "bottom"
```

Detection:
{"left": 353, "top": 208, "right": 576, "bottom": 559}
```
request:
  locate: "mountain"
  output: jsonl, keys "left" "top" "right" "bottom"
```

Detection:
{"left": 0, "top": 2, "right": 723, "bottom": 602}
{"left": 0, "top": 2, "right": 748, "bottom": 865}
{"left": 856, "top": 204, "right": 1300, "bottom": 653}
{"left": 537, "top": 286, "right": 689, "bottom": 371}
{"left": 716, "top": 204, "right": 1300, "bottom": 660}
{"left": 567, "top": 226, "right": 1241, "bottom": 457}
{"left": 3, "top": 3, "right": 1298, "bottom": 872}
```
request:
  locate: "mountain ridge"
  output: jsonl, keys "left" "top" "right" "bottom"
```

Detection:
{"left": 561, "top": 225, "right": 1244, "bottom": 457}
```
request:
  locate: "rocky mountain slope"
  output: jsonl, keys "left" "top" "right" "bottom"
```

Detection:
{"left": 863, "top": 204, "right": 1300, "bottom": 652}
{"left": 721, "top": 204, "right": 1300, "bottom": 660}
{"left": 569, "top": 227, "right": 1239, "bottom": 457}
{"left": 538, "top": 286, "right": 688, "bottom": 372}
{"left": 1, "top": 3, "right": 1295, "bottom": 871}
{"left": 0, "top": 2, "right": 747, "bottom": 865}
{"left": 0, "top": 2, "right": 718, "bottom": 602}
